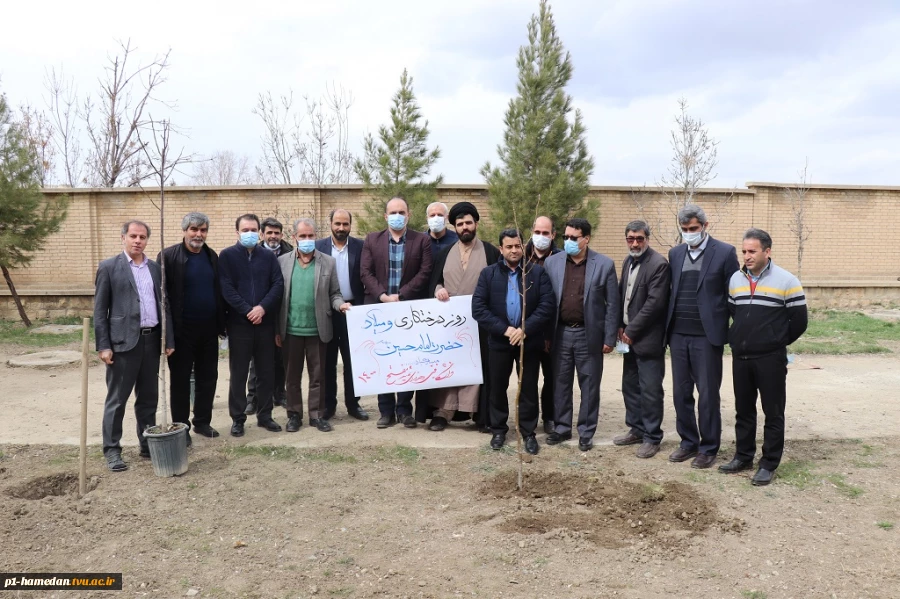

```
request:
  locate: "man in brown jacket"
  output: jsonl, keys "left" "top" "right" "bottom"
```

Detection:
{"left": 614, "top": 220, "right": 671, "bottom": 458}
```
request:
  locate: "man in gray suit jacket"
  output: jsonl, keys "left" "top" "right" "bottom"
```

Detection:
{"left": 276, "top": 218, "right": 350, "bottom": 433}
{"left": 94, "top": 220, "right": 174, "bottom": 472}
{"left": 544, "top": 218, "right": 620, "bottom": 451}
{"left": 614, "top": 220, "right": 671, "bottom": 459}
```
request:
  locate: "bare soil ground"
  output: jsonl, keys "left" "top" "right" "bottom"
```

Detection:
{"left": 1, "top": 341, "right": 899, "bottom": 599}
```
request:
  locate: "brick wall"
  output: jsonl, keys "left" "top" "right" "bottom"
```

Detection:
{"left": 3, "top": 182, "right": 899, "bottom": 319}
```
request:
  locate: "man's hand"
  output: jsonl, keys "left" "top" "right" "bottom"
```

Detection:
{"left": 339, "top": 303, "right": 352, "bottom": 313}
{"left": 617, "top": 327, "right": 624, "bottom": 341}
{"left": 165, "top": 348, "right": 175, "bottom": 357}
{"left": 247, "top": 305, "right": 265, "bottom": 324}
{"left": 602, "top": 344, "right": 614, "bottom": 354}
{"left": 620, "top": 331, "right": 634, "bottom": 345}
{"left": 508, "top": 327, "right": 525, "bottom": 346}
{"left": 98, "top": 350, "right": 114, "bottom": 365}
{"left": 544, "top": 339, "right": 552, "bottom": 353}
{"left": 380, "top": 293, "right": 400, "bottom": 303}
{"left": 275, "top": 334, "right": 282, "bottom": 348}
{"left": 435, "top": 288, "right": 450, "bottom": 302}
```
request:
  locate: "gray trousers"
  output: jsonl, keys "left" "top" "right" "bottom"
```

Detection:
{"left": 553, "top": 327, "right": 604, "bottom": 440}
{"left": 621, "top": 351, "right": 665, "bottom": 444}
{"left": 102, "top": 332, "right": 161, "bottom": 455}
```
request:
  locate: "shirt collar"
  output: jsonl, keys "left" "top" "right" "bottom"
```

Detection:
{"left": 741, "top": 259, "right": 772, "bottom": 280}
{"left": 390, "top": 231, "right": 407, "bottom": 244}
{"left": 124, "top": 251, "right": 147, "bottom": 266}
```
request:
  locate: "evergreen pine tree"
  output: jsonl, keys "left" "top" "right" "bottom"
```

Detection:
{"left": 0, "top": 89, "right": 69, "bottom": 326}
{"left": 354, "top": 69, "right": 442, "bottom": 232}
{"left": 482, "top": 0, "right": 594, "bottom": 233}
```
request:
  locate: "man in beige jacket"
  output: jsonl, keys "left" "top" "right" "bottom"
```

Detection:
{"left": 276, "top": 218, "right": 350, "bottom": 433}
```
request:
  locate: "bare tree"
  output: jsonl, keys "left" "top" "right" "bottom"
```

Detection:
{"left": 633, "top": 98, "right": 735, "bottom": 247}
{"left": 44, "top": 68, "right": 83, "bottom": 187}
{"left": 784, "top": 159, "right": 812, "bottom": 280}
{"left": 252, "top": 90, "right": 300, "bottom": 184}
{"left": 82, "top": 39, "right": 171, "bottom": 187}
{"left": 16, "top": 104, "right": 56, "bottom": 186}
{"left": 191, "top": 150, "right": 255, "bottom": 185}
{"left": 253, "top": 83, "right": 356, "bottom": 185}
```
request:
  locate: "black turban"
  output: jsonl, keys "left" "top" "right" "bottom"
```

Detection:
{"left": 448, "top": 201, "right": 480, "bottom": 225}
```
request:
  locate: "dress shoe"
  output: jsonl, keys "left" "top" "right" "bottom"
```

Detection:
{"left": 230, "top": 421, "right": 245, "bottom": 437}
{"left": 543, "top": 420, "right": 555, "bottom": 435}
{"left": 691, "top": 453, "right": 717, "bottom": 469}
{"left": 668, "top": 447, "right": 698, "bottom": 462}
{"left": 257, "top": 419, "right": 283, "bottom": 432}
{"left": 524, "top": 435, "right": 539, "bottom": 455}
{"left": 490, "top": 433, "right": 506, "bottom": 450}
{"left": 613, "top": 431, "right": 642, "bottom": 446}
{"left": 348, "top": 407, "right": 369, "bottom": 421}
{"left": 636, "top": 442, "right": 660, "bottom": 459}
{"left": 310, "top": 418, "right": 333, "bottom": 432}
{"left": 751, "top": 467, "right": 775, "bottom": 486}
{"left": 376, "top": 414, "right": 396, "bottom": 429}
{"left": 139, "top": 445, "right": 151, "bottom": 459}
{"left": 244, "top": 400, "right": 257, "bottom": 416}
{"left": 718, "top": 458, "right": 754, "bottom": 473}
{"left": 106, "top": 450, "right": 128, "bottom": 472}
{"left": 429, "top": 416, "right": 448, "bottom": 431}
{"left": 578, "top": 437, "right": 593, "bottom": 452}
{"left": 546, "top": 432, "right": 572, "bottom": 445}
{"left": 286, "top": 414, "right": 302, "bottom": 433}
{"left": 401, "top": 415, "right": 417, "bottom": 429}
{"left": 193, "top": 424, "right": 219, "bottom": 438}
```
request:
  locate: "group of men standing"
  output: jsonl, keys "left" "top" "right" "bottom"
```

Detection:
{"left": 94, "top": 199, "right": 807, "bottom": 486}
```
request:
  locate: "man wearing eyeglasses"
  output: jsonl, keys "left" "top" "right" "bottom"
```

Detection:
{"left": 544, "top": 218, "right": 620, "bottom": 452}
{"left": 613, "top": 220, "right": 670, "bottom": 459}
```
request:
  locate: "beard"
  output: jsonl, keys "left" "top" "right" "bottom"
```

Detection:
{"left": 629, "top": 247, "right": 648, "bottom": 258}
{"left": 332, "top": 229, "right": 349, "bottom": 242}
{"left": 265, "top": 240, "right": 281, "bottom": 249}
{"left": 187, "top": 238, "right": 204, "bottom": 249}
{"left": 458, "top": 230, "right": 476, "bottom": 243}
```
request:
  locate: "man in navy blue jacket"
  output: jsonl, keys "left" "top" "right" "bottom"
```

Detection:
{"left": 472, "top": 228, "right": 555, "bottom": 455}
{"left": 219, "top": 213, "right": 285, "bottom": 437}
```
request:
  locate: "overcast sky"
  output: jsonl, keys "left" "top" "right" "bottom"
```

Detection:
{"left": 2, "top": 0, "right": 898, "bottom": 187}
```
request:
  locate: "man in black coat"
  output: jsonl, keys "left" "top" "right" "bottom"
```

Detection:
{"left": 158, "top": 212, "right": 226, "bottom": 444}
{"left": 666, "top": 205, "right": 740, "bottom": 469}
{"left": 471, "top": 228, "right": 555, "bottom": 454}
{"left": 614, "top": 220, "right": 670, "bottom": 459}
{"left": 315, "top": 208, "right": 369, "bottom": 421}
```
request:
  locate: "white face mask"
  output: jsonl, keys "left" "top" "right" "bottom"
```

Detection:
{"left": 531, "top": 234, "right": 552, "bottom": 251}
{"left": 427, "top": 216, "right": 446, "bottom": 233}
{"left": 682, "top": 230, "right": 704, "bottom": 247}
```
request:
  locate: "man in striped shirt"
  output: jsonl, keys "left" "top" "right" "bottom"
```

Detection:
{"left": 720, "top": 228, "right": 808, "bottom": 486}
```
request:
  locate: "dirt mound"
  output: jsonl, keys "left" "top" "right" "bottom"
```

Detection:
{"left": 481, "top": 470, "right": 726, "bottom": 548}
{"left": 7, "top": 472, "right": 81, "bottom": 500}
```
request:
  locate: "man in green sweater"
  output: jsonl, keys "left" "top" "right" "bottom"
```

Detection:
{"left": 276, "top": 218, "right": 350, "bottom": 432}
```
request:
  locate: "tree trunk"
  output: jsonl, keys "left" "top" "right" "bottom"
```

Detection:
{"left": 1, "top": 265, "right": 33, "bottom": 327}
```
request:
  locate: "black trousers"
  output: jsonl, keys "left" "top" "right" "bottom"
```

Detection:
{"left": 168, "top": 320, "right": 218, "bottom": 429}
{"left": 324, "top": 310, "right": 360, "bottom": 415}
{"left": 732, "top": 350, "right": 788, "bottom": 471}
{"left": 247, "top": 344, "right": 285, "bottom": 403}
{"left": 227, "top": 322, "right": 276, "bottom": 424}
{"left": 669, "top": 332, "right": 724, "bottom": 456}
{"left": 539, "top": 347, "right": 555, "bottom": 422}
{"left": 489, "top": 348, "right": 540, "bottom": 437}
{"left": 621, "top": 351, "right": 665, "bottom": 444}
{"left": 102, "top": 331, "right": 161, "bottom": 455}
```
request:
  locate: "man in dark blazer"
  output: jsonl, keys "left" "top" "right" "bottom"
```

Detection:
{"left": 666, "top": 204, "right": 740, "bottom": 469}
{"left": 544, "top": 218, "right": 620, "bottom": 452}
{"left": 316, "top": 208, "right": 368, "bottom": 421}
{"left": 94, "top": 220, "right": 174, "bottom": 472}
{"left": 614, "top": 220, "right": 671, "bottom": 459}
{"left": 158, "top": 212, "right": 226, "bottom": 445}
{"left": 471, "top": 228, "right": 555, "bottom": 454}
{"left": 359, "top": 196, "right": 433, "bottom": 428}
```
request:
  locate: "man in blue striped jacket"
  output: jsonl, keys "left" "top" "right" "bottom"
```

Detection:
{"left": 720, "top": 228, "right": 808, "bottom": 486}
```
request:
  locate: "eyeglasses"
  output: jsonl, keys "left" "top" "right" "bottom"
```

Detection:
{"left": 625, "top": 236, "right": 647, "bottom": 243}
{"left": 562, "top": 235, "right": 582, "bottom": 242}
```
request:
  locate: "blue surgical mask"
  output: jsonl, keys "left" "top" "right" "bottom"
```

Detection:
{"left": 240, "top": 232, "right": 259, "bottom": 248}
{"left": 297, "top": 240, "right": 316, "bottom": 254}
{"left": 387, "top": 214, "right": 406, "bottom": 231}
{"left": 564, "top": 239, "right": 581, "bottom": 256}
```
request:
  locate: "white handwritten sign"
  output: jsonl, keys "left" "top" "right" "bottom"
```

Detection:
{"left": 345, "top": 295, "right": 483, "bottom": 396}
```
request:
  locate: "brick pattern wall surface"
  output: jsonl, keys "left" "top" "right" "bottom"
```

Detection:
{"left": 6, "top": 183, "right": 900, "bottom": 297}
